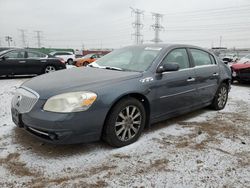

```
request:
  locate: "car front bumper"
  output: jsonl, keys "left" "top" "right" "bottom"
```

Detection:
{"left": 11, "top": 99, "right": 108, "bottom": 144}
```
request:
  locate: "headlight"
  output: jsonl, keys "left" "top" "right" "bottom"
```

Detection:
{"left": 43, "top": 91, "right": 97, "bottom": 113}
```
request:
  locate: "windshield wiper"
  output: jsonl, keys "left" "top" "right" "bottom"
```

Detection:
{"left": 88, "top": 64, "right": 123, "bottom": 71}
{"left": 103, "top": 66, "right": 123, "bottom": 71}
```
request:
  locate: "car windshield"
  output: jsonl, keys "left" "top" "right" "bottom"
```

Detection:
{"left": 0, "top": 50, "right": 11, "bottom": 56}
{"left": 93, "top": 46, "right": 162, "bottom": 72}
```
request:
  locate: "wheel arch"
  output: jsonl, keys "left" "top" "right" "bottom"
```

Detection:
{"left": 102, "top": 92, "right": 151, "bottom": 135}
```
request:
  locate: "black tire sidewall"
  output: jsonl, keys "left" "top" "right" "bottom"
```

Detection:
{"left": 211, "top": 83, "right": 228, "bottom": 110}
{"left": 103, "top": 98, "right": 146, "bottom": 147}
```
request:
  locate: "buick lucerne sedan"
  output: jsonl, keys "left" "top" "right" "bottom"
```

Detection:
{"left": 11, "top": 44, "right": 231, "bottom": 147}
{"left": 0, "top": 49, "right": 66, "bottom": 76}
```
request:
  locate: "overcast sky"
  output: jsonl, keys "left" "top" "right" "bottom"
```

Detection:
{"left": 0, "top": 0, "right": 250, "bottom": 50}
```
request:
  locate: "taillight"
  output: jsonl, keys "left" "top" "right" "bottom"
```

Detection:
{"left": 59, "top": 58, "right": 65, "bottom": 64}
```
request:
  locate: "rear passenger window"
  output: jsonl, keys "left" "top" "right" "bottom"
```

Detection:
{"left": 162, "top": 48, "right": 190, "bottom": 69}
{"left": 190, "top": 49, "right": 213, "bottom": 66}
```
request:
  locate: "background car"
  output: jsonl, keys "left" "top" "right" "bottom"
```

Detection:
{"left": 49, "top": 51, "right": 75, "bottom": 65}
{"left": 0, "top": 49, "right": 66, "bottom": 76}
{"left": 238, "top": 54, "right": 250, "bottom": 64}
{"left": 74, "top": 53, "right": 102, "bottom": 67}
{"left": 11, "top": 44, "right": 231, "bottom": 147}
{"left": 231, "top": 61, "right": 250, "bottom": 83}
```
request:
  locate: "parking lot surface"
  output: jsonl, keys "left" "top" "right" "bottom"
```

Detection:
{"left": 0, "top": 78, "right": 249, "bottom": 187}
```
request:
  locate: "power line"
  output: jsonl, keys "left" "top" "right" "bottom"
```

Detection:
{"left": 34, "top": 30, "right": 42, "bottom": 48}
{"left": 151, "top": 12, "right": 164, "bottom": 43}
{"left": 130, "top": 7, "right": 144, "bottom": 45}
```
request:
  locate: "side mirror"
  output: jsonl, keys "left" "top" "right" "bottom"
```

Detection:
{"left": 156, "top": 63, "right": 179, "bottom": 73}
{"left": 90, "top": 56, "right": 94, "bottom": 59}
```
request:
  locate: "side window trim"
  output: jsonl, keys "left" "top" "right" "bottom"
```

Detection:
{"left": 189, "top": 48, "right": 214, "bottom": 67}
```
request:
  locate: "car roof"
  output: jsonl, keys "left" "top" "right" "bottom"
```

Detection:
{"left": 127, "top": 43, "right": 208, "bottom": 50}
{"left": 50, "top": 51, "right": 73, "bottom": 54}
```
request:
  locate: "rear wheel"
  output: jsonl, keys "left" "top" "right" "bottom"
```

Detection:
{"left": 44, "top": 65, "right": 56, "bottom": 74}
{"left": 103, "top": 98, "right": 146, "bottom": 147}
{"left": 210, "top": 83, "right": 228, "bottom": 110}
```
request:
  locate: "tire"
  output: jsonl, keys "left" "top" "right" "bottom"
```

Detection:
{"left": 210, "top": 83, "right": 229, "bottom": 110}
{"left": 83, "top": 61, "right": 89, "bottom": 66}
{"left": 67, "top": 59, "right": 73, "bottom": 65}
{"left": 102, "top": 98, "right": 146, "bottom": 147}
{"left": 44, "top": 65, "right": 56, "bottom": 74}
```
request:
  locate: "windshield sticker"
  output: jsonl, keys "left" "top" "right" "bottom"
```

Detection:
{"left": 145, "top": 47, "right": 162, "bottom": 51}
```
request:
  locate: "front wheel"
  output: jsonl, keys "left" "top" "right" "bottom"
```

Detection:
{"left": 210, "top": 83, "right": 229, "bottom": 110}
{"left": 102, "top": 98, "right": 146, "bottom": 147}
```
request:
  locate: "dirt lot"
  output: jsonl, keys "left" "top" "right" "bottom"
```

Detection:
{"left": 0, "top": 78, "right": 249, "bottom": 187}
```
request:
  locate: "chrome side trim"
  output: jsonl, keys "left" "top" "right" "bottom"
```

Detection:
{"left": 160, "top": 89, "right": 196, "bottom": 99}
{"left": 198, "top": 84, "right": 216, "bottom": 90}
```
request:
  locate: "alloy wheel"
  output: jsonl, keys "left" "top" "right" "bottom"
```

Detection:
{"left": 45, "top": 66, "right": 56, "bottom": 73}
{"left": 218, "top": 86, "right": 227, "bottom": 108}
{"left": 115, "top": 105, "right": 142, "bottom": 142}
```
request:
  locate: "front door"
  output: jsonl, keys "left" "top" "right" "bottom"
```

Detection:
{"left": 2, "top": 50, "right": 27, "bottom": 75}
{"left": 154, "top": 48, "right": 198, "bottom": 118}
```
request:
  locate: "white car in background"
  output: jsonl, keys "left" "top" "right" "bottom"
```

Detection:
{"left": 238, "top": 54, "right": 250, "bottom": 63}
{"left": 49, "top": 51, "right": 76, "bottom": 65}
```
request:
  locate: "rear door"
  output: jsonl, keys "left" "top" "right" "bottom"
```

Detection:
{"left": 154, "top": 48, "right": 198, "bottom": 118}
{"left": 26, "top": 51, "right": 47, "bottom": 74}
{"left": 188, "top": 48, "right": 219, "bottom": 103}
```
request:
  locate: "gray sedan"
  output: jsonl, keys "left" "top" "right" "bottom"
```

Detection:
{"left": 11, "top": 44, "right": 231, "bottom": 147}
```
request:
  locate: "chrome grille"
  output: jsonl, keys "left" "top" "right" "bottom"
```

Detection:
{"left": 11, "top": 87, "right": 39, "bottom": 113}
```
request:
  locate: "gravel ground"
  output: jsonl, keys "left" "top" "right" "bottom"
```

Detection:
{"left": 0, "top": 77, "right": 249, "bottom": 188}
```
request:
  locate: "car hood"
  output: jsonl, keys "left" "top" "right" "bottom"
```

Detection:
{"left": 231, "top": 63, "right": 250, "bottom": 70}
{"left": 22, "top": 67, "right": 142, "bottom": 99}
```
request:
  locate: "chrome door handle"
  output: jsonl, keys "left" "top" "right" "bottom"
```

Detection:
{"left": 213, "top": 73, "right": 219, "bottom": 76}
{"left": 19, "top": 61, "right": 26, "bottom": 63}
{"left": 187, "top": 78, "right": 196, "bottom": 82}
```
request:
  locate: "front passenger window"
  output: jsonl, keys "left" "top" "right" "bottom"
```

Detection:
{"left": 162, "top": 48, "right": 189, "bottom": 70}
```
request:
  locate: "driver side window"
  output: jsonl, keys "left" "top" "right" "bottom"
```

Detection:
{"left": 162, "top": 48, "right": 190, "bottom": 70}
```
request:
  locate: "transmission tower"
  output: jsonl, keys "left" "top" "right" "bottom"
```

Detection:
{"left": 5, "top": 36, "right": 12, "bottom": 47}
{"left": 151, "top": 13, "right": 164, "bottom": 43}
{"left": 130, "top": 7, "right": 144, "bottom": 45}
{"left": 34, "top": 30, "right": 42, "bottom": 48}
{"left": 18, "top": 29, "right": 27, "bottom": 47}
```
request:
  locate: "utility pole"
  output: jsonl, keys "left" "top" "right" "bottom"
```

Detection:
{"left": 130, "top": 7, "right": 144, "bottom": 45}
{"left": 219, "top": 36, "right": 222, "bottom": 48}
{"left": 5, "top": 36, "right": 12, "bottom": 47}
{"left": 34, "top": 30, "right": 42, "bottom": 48}
{"left": 18, "top": 29, "right": 27, "bottom": 47}
{"left": 151, "top": 13, "right": 164, "bottom": 43}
